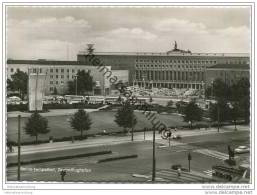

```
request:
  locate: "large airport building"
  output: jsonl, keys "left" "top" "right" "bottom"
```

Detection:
{"left": 7, "top": 43, "right": 250, "bottom": 95}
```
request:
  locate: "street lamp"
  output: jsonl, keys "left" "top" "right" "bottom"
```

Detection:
{"left": 211, "top": 80, "right": 214, "bottom": 99}
{"left": 17, "top": 115, "right": 21, "bottom": 181}
{"left": 152, "top": 127, "right": 156, "bottom": 182}
{"left": 74, "top": 75, "right": 78, "bottom": 95}
{"left": 188, "top": 153, "right": 192, "bottom": 172}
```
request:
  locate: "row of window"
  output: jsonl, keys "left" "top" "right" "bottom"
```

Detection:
{"left": 135, "top": 59, "right": 217, "bottom": 64}
{"left": 135, "top": 70, "right": 204, "bottom": 81}
{"left": 49, "top": 75, "right": 77, "bottom": 79}
{"left": 8, "top": 67, "right": 91, "bottom": 74}
{"left": 50, "top": 81, "right": 65, "bottom": 85}
{"left": 49, "top": 68, "right": 91, "bottom": 73}
{"left": 135, "top": 64, "right": 205, "bottom": 69}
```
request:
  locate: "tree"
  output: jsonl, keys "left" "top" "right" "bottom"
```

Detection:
{"left": 183, "top": 101, "right": 203, "bottom": 128}
{"left": 67, "top": 70, "right": 94, "bottom": 95}
{"left": 24, "top": 112, "right": 50, "bottom": 143}
{"left": 167, "top": 100, "right": 173, "bottom": 107}
{"left": 231, "top": 78, "right": 250, "bottom": 123}
{"left": 209, "top": 99, "right": 230, "bottom": 131}
{"left": 67, "top": 81, "right": 75, "bottom": 94}
{"left": 8, "top": 70, "right": 28, "bottom": 99}
{"left": 229, "top": 102, "right": 240, "bottom": 131}
{"left": 205, "top": 79, "right": 231, "bottom": 100}
{"left": 114, "top": 101, "right": 137, "bottom": 140}
{"left": 70, "top": 109, "right": 92, "bottom": 139}
{"left": 53, "top": 87, "right": 58, "bottom": 95}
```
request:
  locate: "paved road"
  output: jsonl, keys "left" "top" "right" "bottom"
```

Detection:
{"left": 6, "top": 127, "right": 250, "bottom": 182}
{"left": 7, "top": 125, "right": 249, "bottom": 156}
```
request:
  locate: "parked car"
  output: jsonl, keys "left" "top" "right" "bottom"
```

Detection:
{"left": 234, "top": 146, "right": 250, "bottom": 154}
{"left": 172, "top": 134, "right": 182, "bottom": 140}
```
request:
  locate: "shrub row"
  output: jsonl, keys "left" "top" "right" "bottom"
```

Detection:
{"left": 97, "top": 154, "right": 138, "bottom": 163}
{"left": 43, "top": 103, "right": 103, "bottom": 110}
{"left": 7, "top": 104, "right": 28, "bottom": 112}
{"left": 7, "top": 103, "right": 104, "bottom": 112}
{"left": 7, "top": 150, "right": 112, "bottom": 167}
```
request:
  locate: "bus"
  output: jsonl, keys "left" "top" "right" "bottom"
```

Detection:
{"left": 87, "top": 96, "right": 105, "bottom": 104}
{"left": 64, "top": 95, "right": 84, "bottom": 104}
{"left": 105, "top": 96, "right": 119, "bottom": 105}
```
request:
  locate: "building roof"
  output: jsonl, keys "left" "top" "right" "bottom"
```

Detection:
{"left": 78, "top": 51, "right": 249, "bottom": 57}
{"left": 7, "top": 59, "right": 90, "bottom": 65}
{"left": 207, "top": 63, "right": 250, "bottom": 70}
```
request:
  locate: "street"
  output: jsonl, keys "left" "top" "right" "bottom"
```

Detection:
{"left": 6, "top": 125, "right": 250, "bottom": 182}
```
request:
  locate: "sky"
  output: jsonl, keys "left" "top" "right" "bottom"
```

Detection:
{"left": 6, "top": 6, "right": 251, "bottom": 60}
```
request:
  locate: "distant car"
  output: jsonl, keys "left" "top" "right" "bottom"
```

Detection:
{"left": 234, "top": 146, "right": 250, "bottom": 154}
{"left": 172, "top": 134, "right": 182, "bottom": 140}
{"left": 68, "top": 100, "right": 82, "bottom": 104}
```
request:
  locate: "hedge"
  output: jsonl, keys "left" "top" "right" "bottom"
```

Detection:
{"left": 7, "top": 103, "right": 104, "bottom": 112}
{"left": 97, "top": 154, "right": 138, "bottom": 163}
{"left": 7, "top": 150, "right": 112, "bottom": 167}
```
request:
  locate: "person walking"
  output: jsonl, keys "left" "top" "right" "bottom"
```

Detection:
{"left": 177, "top": 167, "right": 181, "bottom": 177}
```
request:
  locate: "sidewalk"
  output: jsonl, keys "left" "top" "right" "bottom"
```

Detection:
{"left": 7, "top": 125, "right": 249, "bottom": 157}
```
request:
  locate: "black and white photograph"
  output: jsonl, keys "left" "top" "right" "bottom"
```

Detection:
{"left": 1, "top": 1, "right": 256, "bottom": 194}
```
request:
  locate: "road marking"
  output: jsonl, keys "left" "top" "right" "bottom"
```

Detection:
{"left": 203, "top": 170, "right": 213, "bottom": 176}
{"left": 194, "top": 149, "right": 229, "bottom": 160}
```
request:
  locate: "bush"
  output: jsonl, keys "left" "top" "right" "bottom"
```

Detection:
{"left": 7, "top": 150, "right": 112, "bottom": 167}
{"left": 43, "top": 103, "right": 103, "bottom": 110}
{"left": 7, "top": 104, "right": 28, "bottom": 112}
{"left": 97, "top": 154, "right": 138, "bottom": 163}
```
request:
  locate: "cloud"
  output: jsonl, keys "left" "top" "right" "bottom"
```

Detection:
{"left": 154, "top": 18, "right": 208, "bottom": 35}
{"left": 7, "top": 16, "right": 91, "bottom": 43}
{"left": 6, "top": 9, "right": 250, "bottom": 60}
{"left": 107, "top": 27, "right": 157, "bottom": 40}
{"left": 152, "top": 18, "right": 250, "bottom": 53}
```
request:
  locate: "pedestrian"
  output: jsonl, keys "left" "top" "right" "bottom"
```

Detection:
{"left": 60, "top": 170, "right": 67, "bottom": 181}
{"left": 177, "top": 167, "right": 181, "bottom": 177}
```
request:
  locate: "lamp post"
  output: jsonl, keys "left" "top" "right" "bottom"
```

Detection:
{"left": 74, "top": 75, "right": 78, "bottom": 95}
{"left": 152, "top": 127, "right": 156, "bottom": 182}
{"left": 17, "top": 115, "right": 21, "bottom": 181}
{"left": 188, "top": 152, "right": 192, "bottom": 172}
{"left": 211, "top": 80, "right": 214, "bottom": 99}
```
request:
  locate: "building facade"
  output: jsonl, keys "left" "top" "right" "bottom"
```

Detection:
{"left": 77, "top": 44, "right": 250, "bottom": 89}
{"left": 7, "top": 60, "right": 111, "bottom": 95}
{"left": 7, "top": 43, "right": 250, "bottom": 96}
{"left": 205, "top": 63, "right": 250, "bottom": 86}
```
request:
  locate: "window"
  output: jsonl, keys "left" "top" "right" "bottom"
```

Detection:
{"left": 61, "top": 69, "right": 64, "bottom": 73}
{"left": 61, "top": 81, "right": 64, "bottom": 84}
{"left": 50, "top": 87, "right": 53, "bottom": 91}
{"left": 56, "top": 69, "right": 58, "bottom": 73}
{"left": 50, "top": 75, "right": 53, "bottom": 78}
{"left": 50, "top": 69, "right": 53, "bottom": 73}
{"left": 50, "top": 81, "right": 53, "bottom": 84}
{"left": 67, "top": 69, "right": 69, "bottom": 73}
{"left": 61, "top": 75, "right": 64, "bottom": 79}
{"left": 72, "top": 69, "right": 75, "bottom": 73}
{"left": 67, "top": 75, "right": 69, "bottom": 79}
{"left": 33, "top": 69, "right": 36, "bottom": 73}
{"left": 56, "top": 75, "right": 58, "bottom": 79}
{"left": 56, "top": 81, "right": 58, "bottom": 84}
{"left": 39, "top": 68, "right": 42, "bottom": 73}
{"left": 10, "top": 68, "right": 14, "bottom": 72}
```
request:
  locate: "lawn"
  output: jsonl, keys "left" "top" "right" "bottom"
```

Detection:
{"left": 7, "top": 110, "right": 187, "bottom": 143}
